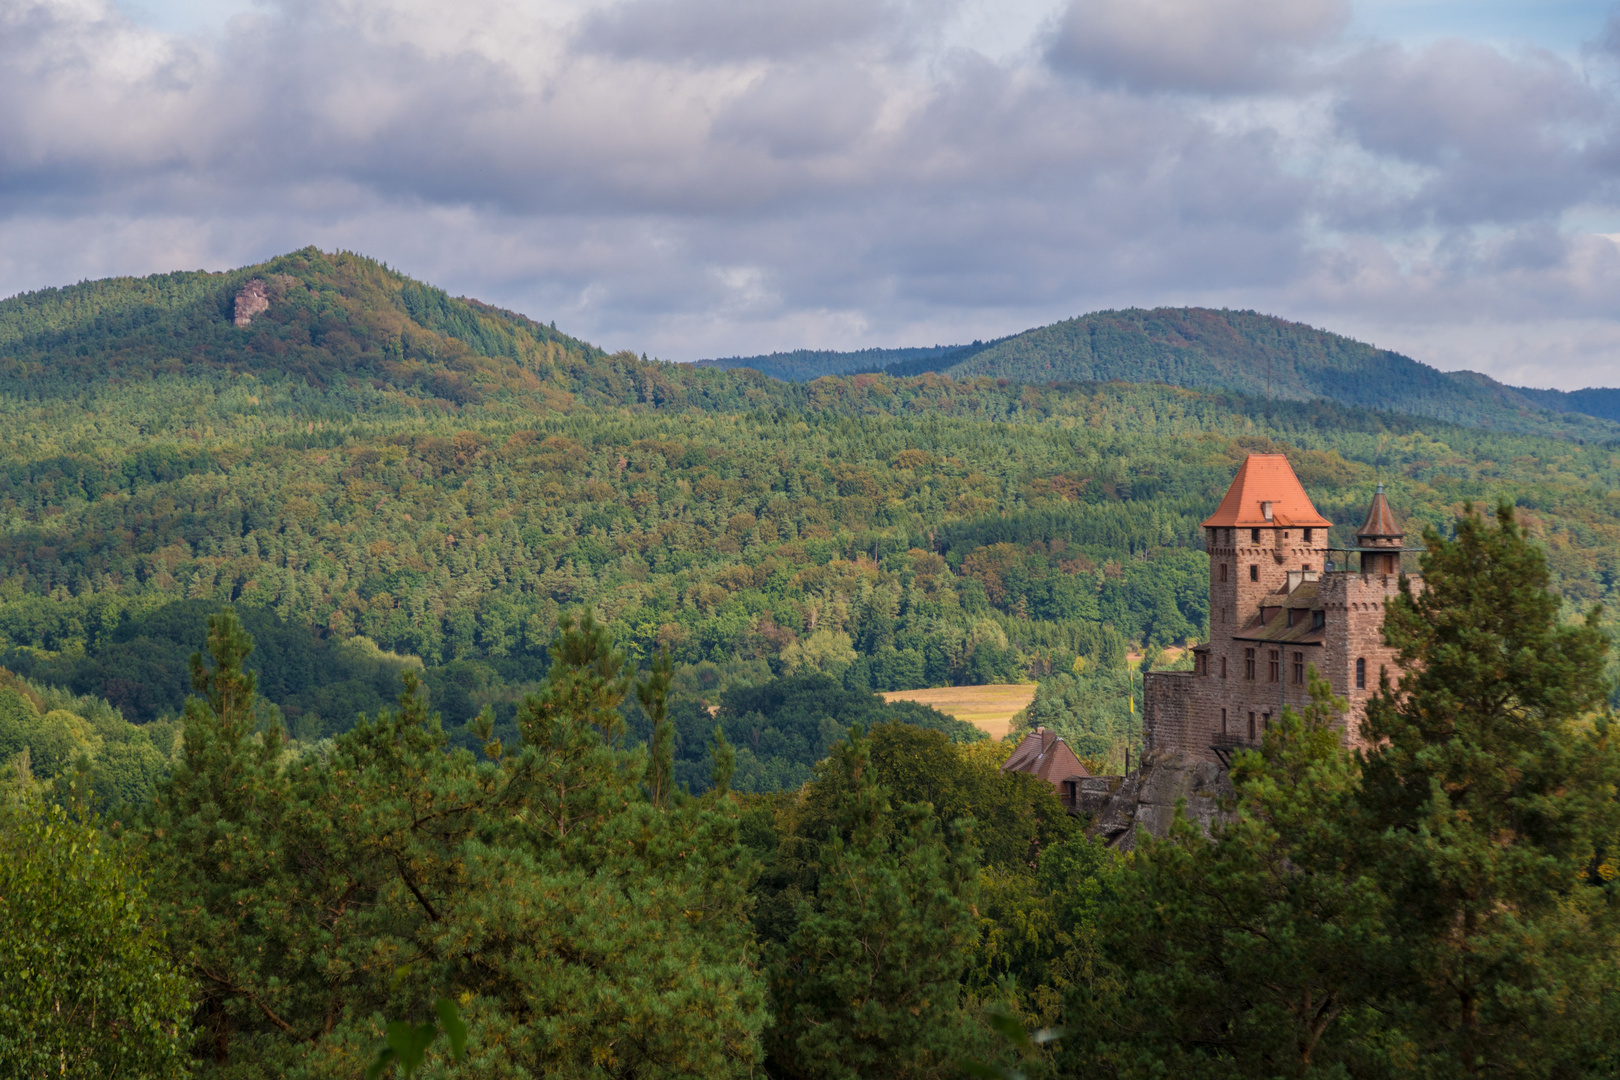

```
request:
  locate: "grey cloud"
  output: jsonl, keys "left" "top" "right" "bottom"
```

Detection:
{"left": 2, "top": 0, "right": 1620, "bottom": 389}
{"left": 1328, "top": 40, "right": 1613, "bottom": 226}
{"left": 577, "top": 0, "right": 919, "bottom": 64}
{"left": 1046, "top": 0, "right": 1348, "bottom": 94}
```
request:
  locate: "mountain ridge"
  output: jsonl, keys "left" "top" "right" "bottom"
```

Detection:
{"left": 698, "top": 307, "right": 1620, "bottom": 437}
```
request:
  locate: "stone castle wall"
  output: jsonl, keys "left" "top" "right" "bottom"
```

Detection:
{"left": 1144, "top": 551, "right": 1414, "bottom": 761}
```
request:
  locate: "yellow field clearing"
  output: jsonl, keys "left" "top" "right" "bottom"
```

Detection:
{"left": 880, "top": 684, "right": 1038, "bottom": 740}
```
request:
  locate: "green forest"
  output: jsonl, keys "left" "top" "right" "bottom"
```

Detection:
{"left": 4, "top": 249, "right": 1620, "bottom": 1076}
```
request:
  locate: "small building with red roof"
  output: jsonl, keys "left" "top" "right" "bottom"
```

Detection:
{"left": 1001, "top": 726, "right": 1089, "bottom": 812}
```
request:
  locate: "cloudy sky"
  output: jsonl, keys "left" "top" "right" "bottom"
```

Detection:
{"left": 4, "top": 0, "right": 1620, "bottom": 387}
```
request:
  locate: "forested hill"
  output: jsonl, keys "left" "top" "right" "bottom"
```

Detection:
{"left": 700, "top": 307, "right": 1620, "bottom": 437}
{"left": 0, "top": 247, "right": 774, "bottom": 412}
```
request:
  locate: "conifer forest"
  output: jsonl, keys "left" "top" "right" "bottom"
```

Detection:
{"left": 5, "top": 249, "right": 1620, "bottom": 1078}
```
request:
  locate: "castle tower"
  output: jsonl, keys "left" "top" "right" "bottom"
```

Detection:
{"left": 1143, "top": 457, "right": 1419, "bottom": 763}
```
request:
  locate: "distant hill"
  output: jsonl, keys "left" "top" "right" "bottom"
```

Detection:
{"left": 0, "top": 247, "right": 614, "bottom": 405}
{"left": 699, "top": 308, "right": 1620, "bottom": 438}
{"left": 693, "top": 343, "right": 990, "bottom": 381}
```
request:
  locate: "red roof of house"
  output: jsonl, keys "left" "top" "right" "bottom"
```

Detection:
{"left": 1002, "top": 727, "right": 1090, "bottom": 786}
{"left": 1201, "top": 454, "right": 1333, "bottom": 530}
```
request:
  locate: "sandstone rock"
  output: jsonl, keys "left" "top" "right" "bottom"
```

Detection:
{"left": 1088, "top": 749, "right": 1234, "bottom": 852}
{"left": 234, "top": 279, "right": 270, "bottom": 327}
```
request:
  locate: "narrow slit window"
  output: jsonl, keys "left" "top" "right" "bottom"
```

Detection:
{"left": 1248, "top": 711, "right": 1256, "bottom": 739}
{"left": 1220, "top": 655, "right": 1227, "bottom": 679}
{"left": 1221, "top": 708, "right": 1228, "bottom": 735}
{"left": 1219, "top": 563, "right": 1228, "bottom": 582}
{"left": 1356, "top": 657, "right": 1366, "bottom": 689}
{"left": 1249, "top": 564, "right": 1259, "bottom": 582}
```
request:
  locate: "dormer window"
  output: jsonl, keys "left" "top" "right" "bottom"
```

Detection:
{"left": 1312, "top": 610, "right": 1325, "bottom": 630}
{"left": 1261, "top": 501, "right": 1274, "bottom": 521}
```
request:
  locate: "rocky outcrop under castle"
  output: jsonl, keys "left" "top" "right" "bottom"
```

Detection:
{"left": 1087, "top": 750, "right": 1234, "bottom": 852}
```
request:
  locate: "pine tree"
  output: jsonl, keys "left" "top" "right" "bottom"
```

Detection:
{"left": 1069, "top": 672, "right": 1387, "bottom": 1079}
{"left": 637, "top": 648, "right": 675, "bottom": 807}
{"left": 768, "top": 727, "right": 991, "bottom": 1080}
{"left": 139, "top": 607, "right": 769, "bottom": 1077}
{"left": 1359, "top": 502, "right": 1620, "bottom": 1076}
{"left": 141, "top": 607, "right": 291, "bottom": 1064}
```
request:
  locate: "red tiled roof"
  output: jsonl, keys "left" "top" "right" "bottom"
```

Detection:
{"left": 1357, "top": 485, "right": 1403, "bottom": 540}
{"left": 1201, "top": 454, "right": 1333, "bottom": 529}
{"left": 1003, "top": 728, "right": 1090, "bottom": 785}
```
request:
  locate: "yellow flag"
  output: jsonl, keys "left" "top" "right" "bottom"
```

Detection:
{"left": 1128, "top": 695, "right": 1134, "bottom": 715}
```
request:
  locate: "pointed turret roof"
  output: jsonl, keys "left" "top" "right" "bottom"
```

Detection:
{"left": 1356, "top": 484, "right": 1403, "bottom": 542}
{"left": 1201, "top": 453, "right": 1333, "bottom": 529}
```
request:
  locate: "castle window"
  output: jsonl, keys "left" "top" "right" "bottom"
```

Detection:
{"left": 1226, "top": 528, "right": 1234, "bottom": 545}
{"left": 1249, "top": 564, "right": 1259, "bottom": 582}
{"left": 1293, "top": 652, "right": 1305, "bottom": 684}
{"left": 1356, "top": 657, "right": 1366, "bottom": 689}
{"left": 1220, "top": 656, "right": 1227, "bottom": 679}
{"left": 1251, "top": 528, "right": 1261, "bottom": 543}
{"left": 1219, "top": 562, "right": 1228, "bottom": 582}
{"left": 1244, "top": 648, "right": 1255, "bottom": 680}
{"left": 1287, "top": 608, "right": 1301, "bottom": 628}
{"left": 1248, "top": 711, "right": 1256, "bottom": 739}
{"left": 1304, "top": 528, "right": 1313, "bottom": 542}
{"left": 1312, "top": 610, "right": 1325, "bottom": 630}
{"left": 1268, "top": 650, "right": 1280, "bottom": 683}
{"left": 1221, "top": 708, "right": 1228, "bottom": 734}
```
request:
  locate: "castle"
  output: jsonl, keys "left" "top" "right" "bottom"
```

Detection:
{"left": 1142, "top": 453, "right": 1418, "bottom": 762}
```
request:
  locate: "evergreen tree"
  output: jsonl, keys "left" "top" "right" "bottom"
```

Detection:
{"left": 141, "top": 606, "right": 291, "bottom": 1064}
{"left": 1359, "top": 503, "right": 1620, "bottom": 1077}
{"left": 139, "top": 607, "right": 768, "bottom": 1077}
{"left": 767, "top": 727, "right": 992, "bottom": 1079}
{"left": 1068, "top": 672, "right": 1387, "bottom": 1079}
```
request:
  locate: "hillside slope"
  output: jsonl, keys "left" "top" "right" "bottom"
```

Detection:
{"left": 0, "top": 247, "right": 780, "bottom": 414}
{"left": 700, "top": 307, "right": 1620, "bottom": 438}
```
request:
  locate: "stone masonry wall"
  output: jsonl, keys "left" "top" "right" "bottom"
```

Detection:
{"left": 1143, "top": 524, "right": 1417, "bottom": 760}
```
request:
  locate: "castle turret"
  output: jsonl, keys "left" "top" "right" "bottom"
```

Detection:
{"left": 1356, "top": 484, "right": 1404, "bottom": 575}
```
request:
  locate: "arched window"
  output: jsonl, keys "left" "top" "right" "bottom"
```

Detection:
{"left": 1356, "top": 657, "right": 1366, "bottom": 689}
